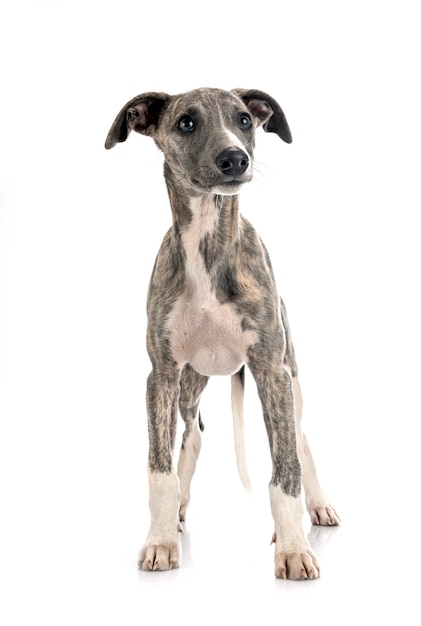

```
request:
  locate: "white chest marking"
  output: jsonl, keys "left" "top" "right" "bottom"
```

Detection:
{"left": 167, "top": 197, "right": 254, "bottom": 376}
{"left": 181, "top": 196, "right": 218, "bottom": 300}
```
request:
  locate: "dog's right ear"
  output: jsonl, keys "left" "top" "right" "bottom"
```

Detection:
{"left": 104, "top": 92, "right": 170, "bottom": 149}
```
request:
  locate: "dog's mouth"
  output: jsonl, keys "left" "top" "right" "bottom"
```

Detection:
{"left": 188, "top": 167, "right": 253, "bottom": 196}
{"left": 221, "top": 179, "right": 247, "bottom": 187}
{"left": 189, "top": 177, "right": 250, "bottom": 195}
{"left": 212, "top": 179, "right": 249, "bottom": 195}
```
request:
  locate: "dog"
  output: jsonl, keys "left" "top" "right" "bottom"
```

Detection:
{"left": 105, "top": 87, "right": 339, "bottom": 580}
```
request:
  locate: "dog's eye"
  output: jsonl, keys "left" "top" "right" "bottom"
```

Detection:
{"left": 238, "top": 113, "right": 252, "bottom": 130}
{"left": 178, "top": 115, "right": 196, "bottom": 133}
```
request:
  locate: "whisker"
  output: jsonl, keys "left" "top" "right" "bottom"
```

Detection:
{"left": 252, "top": 160, "right": 272, "bottom": 185}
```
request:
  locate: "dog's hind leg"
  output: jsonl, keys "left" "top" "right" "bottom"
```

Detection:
{"left": 280, "top": 298, "right": 340, "bottom": 526}
{"left": 292, "top": 375, "right": 340, "bottom": 525}
{"left": 177, "top": 364, "right": 209, "bottom": 522}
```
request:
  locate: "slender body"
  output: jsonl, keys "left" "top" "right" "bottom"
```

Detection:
{"left": 105, "top": 88, "right": 339, "bottom": 579}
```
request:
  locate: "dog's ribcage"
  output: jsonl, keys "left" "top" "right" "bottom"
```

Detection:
{"left": 167, "top": 196, "right": 255, "bottom": 377}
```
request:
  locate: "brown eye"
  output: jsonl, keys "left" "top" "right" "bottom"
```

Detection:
{"left": 178, "top": 115, "right": 195, "bottom": 133}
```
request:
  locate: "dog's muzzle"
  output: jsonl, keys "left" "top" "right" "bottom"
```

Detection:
{"left": 212, "top": 147, "right": 251, "bottom": 194}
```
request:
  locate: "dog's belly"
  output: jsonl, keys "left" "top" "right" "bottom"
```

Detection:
{"left": 169, "top": 302, "right": 253, "bottom": 377}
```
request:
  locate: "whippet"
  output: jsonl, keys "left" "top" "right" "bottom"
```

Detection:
{"left": 105, "top": 87, "right": 339, "bottom": 580}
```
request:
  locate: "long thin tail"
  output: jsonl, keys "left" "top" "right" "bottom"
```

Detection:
{"left": 231, "top": 366, "right": 251, "bottom": 491}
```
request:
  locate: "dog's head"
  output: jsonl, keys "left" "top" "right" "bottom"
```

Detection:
{"left": 105, "top": 88, "right": 292, "bottom": 196}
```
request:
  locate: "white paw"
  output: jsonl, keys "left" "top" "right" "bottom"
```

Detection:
{"left": 275, "top": 550, "right": 320, "bottom": 580}
{"left": 138, "top": 534, "right": 181, "bottom": 571}
{"left": 270, "top": 486, "right": 320, "bottom": 580}
{"left": 272, "top": 535, "right": 320, "bottom": 580}
{"left": 309, "top": 503, "right": 340, "bottom": 526}
{"left": 141, "top": 472, "right": 182, "bottom": 570}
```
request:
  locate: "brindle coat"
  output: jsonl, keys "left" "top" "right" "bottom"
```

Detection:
{"left": 105, "top": 88, "right": 339, "bottom": 579}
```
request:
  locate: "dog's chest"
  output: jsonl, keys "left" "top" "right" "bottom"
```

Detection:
{"left": 167, "top": 198, "right": 254, "bottom": 377}
{"left": 169, "top": 297, "right": 248, "bottom": 377}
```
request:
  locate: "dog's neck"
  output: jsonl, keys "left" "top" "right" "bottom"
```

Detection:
{"left": 164, "top": 169, "right": 242, "bottom": 270}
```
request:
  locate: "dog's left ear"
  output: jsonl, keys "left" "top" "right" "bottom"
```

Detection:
{"left": 231, "top": 89, "right": 292, "bottom": 144}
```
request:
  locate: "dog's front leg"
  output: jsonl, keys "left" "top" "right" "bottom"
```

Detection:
{"left": 249, "top": 353, "right": 319, "bottom": 580}
{"left": 138, "top": 368, "right": 182, "bottom": 571}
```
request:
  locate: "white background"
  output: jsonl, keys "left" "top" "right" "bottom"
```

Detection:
{"left": 1, "top": 0, "right": 420, "bottom": 623}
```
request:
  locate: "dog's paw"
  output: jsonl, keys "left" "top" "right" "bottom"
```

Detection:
{"left": 273, "top": 547, "right": 320, "bottom": 580}
{"left": 272, "top": 534, "right": 320, "bottom": 579}
{"left": 309, "top": 504, "right": 340, "bottom": 526}
{"left": 138, "top": 525, "right": 182, "bottom": 571}
{"left": 138, "top": 540, "right": 181, "bottom": 571}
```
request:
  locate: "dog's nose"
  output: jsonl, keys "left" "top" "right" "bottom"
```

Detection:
{"left": 216, "top": 148, "right": 249, "bottom": 177}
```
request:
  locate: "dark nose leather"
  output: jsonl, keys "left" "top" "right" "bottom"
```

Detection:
{"left": 216, "top": 148, "right": 249, "bottom": 177}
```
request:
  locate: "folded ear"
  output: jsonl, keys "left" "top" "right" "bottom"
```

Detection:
{"left": 104, "top": 92, "right": 170, "bottom": 149}
{"left": 231, "top": 88, "right": 292, "bottom": 143}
